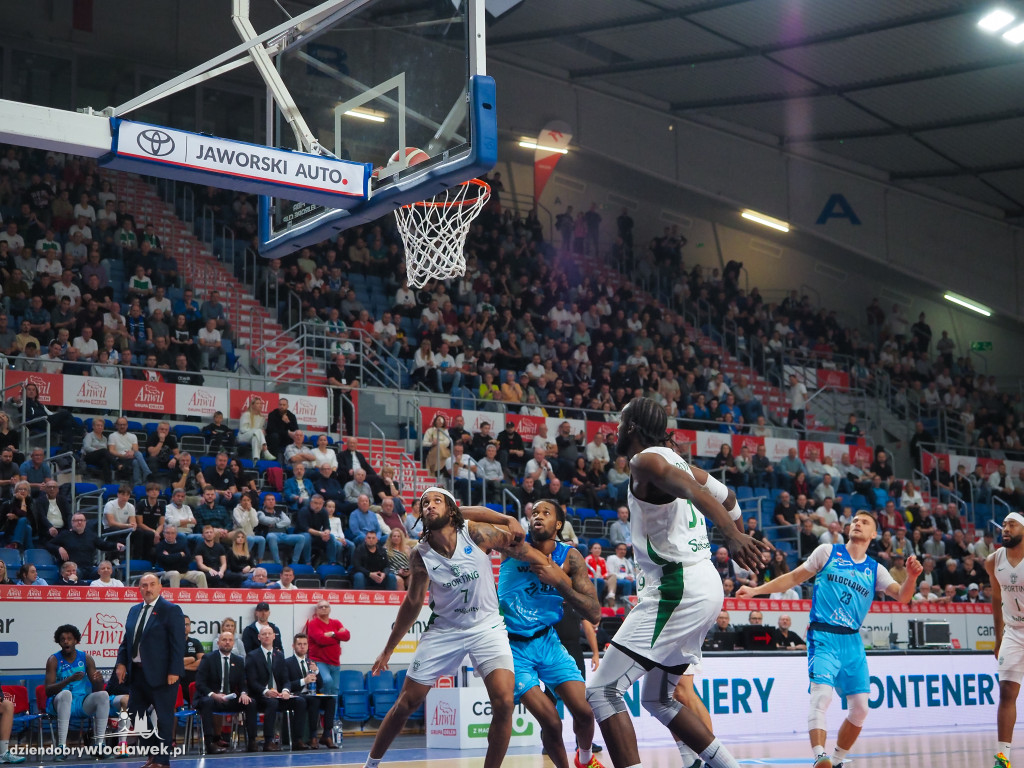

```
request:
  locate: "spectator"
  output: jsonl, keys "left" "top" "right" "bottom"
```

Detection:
{"left": 238, "top": 397, "right": 274, "bottom": 460}
{"left": 584, "top": 542, "right": 615, "bottom": 606}
{"left": 194, "top": 485, "right": 233, "bottom": 544}
{"left": 145, "top": 420, "right": 179, "bottom": 475}
{"left": 444, "top": 443, "right": 478, "bottom": 504}
{"left": 347, "top": 494, "right": 383, "bottom": 545}
{"left": 751, "top": 444, "right": 776, "bottom": 489}
{"left": 351, "top": 530, "right": 395, "bottom": 590}
{"left": 777, "top": 447, "right": 806, "bottom": 493}
{"left": 523, "top": 446, "right": 553, "bottom": 485}
{"left": 341, "top": 468, "right": 373, "bottom": 513}
{"left": 233, "top": 494, "right": 267, "bottom": 562}
{"left": 299, "top": 494, "right": 337, "bottom": 565}
{"left": 202, "top": 411, "right": 234, "bottom": 455}
{"left": 604, "top": 542, "right": 635, "bottom": 601}
{"left": 1, "top": 478, "right": 33, "bottom": 550}
{"left": 312, "top": 464, "right": 343, "bottom": 505}
{"left": 193, "top": 524, "right": 230, "bottom": 586}
{"left": 384, "top": 528, "right": 413, "bottom": 590}
{"left": 259, "top": 494, "right": 308, "bottom": 566}
{"left": 608, "top": 506, "right": 631, "bottom": 549}
{"left": 283, "top": 464, "right": 314, "bottom": 510}
{"left": 102, "top": 484, "right": 137, "bottom": 534}
{"left": 47, "top": 512, "right": 123, "bottom": 580}
{"left": 284, "top": 430, "right": 317, "bottom": 469}
{"left": 265, "top": 397, "right": 299, "bottom": 458}
{"left": 335, "top": 436, "right": 376, "bottom": 485}
{"left": 310, "top": 434, "right": 338, "bottom": 471}
{"left": 422, "top": 414, "right": 452, "bottom": 475}
{"left": 107, "top": 417, "right": 150, "bottom": 485}
{"left": 20, "top": 447, "right": 53, "bottom": 493}
{"left": 496, "top": 420, "right": 526, "bottom": 473}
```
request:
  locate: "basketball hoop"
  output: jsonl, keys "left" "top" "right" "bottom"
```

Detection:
{"left": 394, "top": 178, "right": 490, "bottom": 288}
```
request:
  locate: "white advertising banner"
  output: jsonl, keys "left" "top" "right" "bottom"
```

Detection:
{"left": 0, "top": 587, "right": 433, "bottom": 672}
{"left": 426, "top": 688, "right": 541, "bottom": 748}
{"left": 62, "top": 376, "right": 120, "bottom": 410}
{"left": 289, "top": 395, "right": 331, "bottom": 431}
{"left": 110, "top": 120, "right": 369, "bottom": 207}
{"left": 561, "top": 652, "right": 998, "bottom": 743}
{"left": 173, "top": 384, "right": 229, "bottom": 419}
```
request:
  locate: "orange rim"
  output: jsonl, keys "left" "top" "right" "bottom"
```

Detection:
{"left": 401, "top": 179, "right": 490, "bottom": 209}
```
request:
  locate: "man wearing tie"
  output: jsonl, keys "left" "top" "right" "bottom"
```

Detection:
{"left": 285, "top": 632, "right": 336, "bottom": 749}
{"left": 245, "top": 626, "right": 306, "bottom": 751}
{"left": 114, "top": 573, "right": 184, "bottom": 768}
{"left": 193, "top": 631, "right": 258, "bottom": 753}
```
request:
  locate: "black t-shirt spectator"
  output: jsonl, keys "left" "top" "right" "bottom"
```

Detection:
{"left": 776, "top": 629, "right": 805, "bottom": 649}
{"left": 195, "top": 541, "right": 226, "bottom": 569}
{"left": 201, "top": 422, "right": 233, "bottom": 453}
{"left": 774, "top": 503, "right": 797, "bottom": 526}
{"left": 154, "top": 537, "right": 192, "bottom": 572}
{"left": 146, "top": 431, "right": 178, "bottom": 468}
{"left": 172, "top": 465, "right": 202, "bottom": 495}
{"left": 204, "top": 466, "right": 236, "bottom": 494}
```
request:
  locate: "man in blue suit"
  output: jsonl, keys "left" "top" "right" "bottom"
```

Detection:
{"left": 114, "top": 573, "right": 185, "bottom": 768}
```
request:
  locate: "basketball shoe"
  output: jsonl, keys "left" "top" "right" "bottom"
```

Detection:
{"left": 994, "top": 752, "right": 1011, "bottom": 768}
{"left": 574, "top": 750, "right": 606, "bottom": 768}
{"left": 812, "top": 755, "right": 832, "bottom": 768}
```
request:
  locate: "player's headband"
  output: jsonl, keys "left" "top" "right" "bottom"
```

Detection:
{"left": 420, "top": 487, "right": 457, "bottom": 506}
{"left": 1004, "top": 512, "right": 1024, "bottom": 528}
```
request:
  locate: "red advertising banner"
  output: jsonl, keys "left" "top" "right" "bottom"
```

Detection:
{"left": 122, "top": 379, "right": 175, "bottom": 413}
{"left": 229, "top": 389, "right": 280, "bottom": 420}
{"left": 732, "top": 433, "right": 764, "bottom": 455}
{"left": 585, "top": 420, "right": 618, "bottom": 442}
{"left": 848, "top": 444, "right": 874, "bottom": 465}
{"left": 5, "top": 370, "right": 62, "bottom": 405}
{"left": 508, "top": 413, "right": 545, "bottom": 440}
{"left": 798, "top": 440, "right": 824, "bottom": 461}
{"left": 816, "top": 369, "right": 850, "bottom": 389}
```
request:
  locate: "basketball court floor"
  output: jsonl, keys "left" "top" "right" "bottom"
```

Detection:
{"left": 30, "top": 728, "right": 1001, "bottom": 768}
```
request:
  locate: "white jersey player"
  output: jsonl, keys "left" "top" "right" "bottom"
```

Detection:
{"left": 986, "top": 511, "right": 1024, "bottom": 768}
{"left": 586, "top": 398, "right": 771, "bottom": 768}
{"left": 364, "top": 488, "right": 527, "bottom": 768}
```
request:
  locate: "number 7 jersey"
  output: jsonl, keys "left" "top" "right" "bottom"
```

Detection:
{"left": 417, "top": 526, "right": 503, "bottom": 632}
{"left": 628, "top": 446, "right": 712, "bottom": 590}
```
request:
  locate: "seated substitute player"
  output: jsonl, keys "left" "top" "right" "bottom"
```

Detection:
{"left": 45, "top": 624, "right": 110, "bottom": 756}
{"left": 586, "top": 398, "right": 770, "bottom": 768}
{"left": 986, "top": 511, "right": 1024, "bottom": 768}
{"left": 738, "top": 511, "right": 922, "bottom": 768}
{"left": 362, "top": 488, "right": 528, "bottom": 768}
{"left": 468, "top": 499, "right": 604, "bottom": 768}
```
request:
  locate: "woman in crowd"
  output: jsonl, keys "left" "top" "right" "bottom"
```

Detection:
{"left": 900, "top": 480, "right": 924, "bottom": 524}
{"left": 229, "top": 458, "right": 260, "bottom": 505}
{"left": 238, "top": 397, "right": 274, "bottom": 460}
{"left": 170, "top": 314, "right": 197, "bottom": 368}
{"left": 232, "top": 494, "right": 265, "bottom": 562}
{"left": 384, "top": 528, "right": 413, "bottom": 590}
{"left": 0, "top": 412, "right": 22, "bottom": 464}
{"left": 0, "top": 560, "right": 12, "bottom": 585}
{"left": 15, "top": 563, "right": 47, "bottom": 586}
{"left": 224, "top": 529, "right": 255, "bottom": 586}
{"left": 404, "top": 497, "right": 423, "bottom": 538}
{"left": 1, "top": 480, "right": 34, "bottom": 550}
{"left": 305, "top": 600, "right": 351, "bottom": 718}
{"left": 372, "top": 465, "right": 404, "bottom": 513}
{"left": 421, "top": 414, "right": 452, "bottom": 475}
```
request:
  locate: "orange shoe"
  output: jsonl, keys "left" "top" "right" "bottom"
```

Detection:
{"left": 574, "top": 750, "right": 606, "bottom": 768}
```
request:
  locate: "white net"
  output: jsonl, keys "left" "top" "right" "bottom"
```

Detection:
{"left": 394, "top": 179, "right": 490, "bottom": 288}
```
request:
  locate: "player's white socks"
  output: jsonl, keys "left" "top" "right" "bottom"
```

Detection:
{"left": 813, "top": 744, "right": 828, "bottom": 761}
{"left": 677, "top": 740, "right": 701, "bottom": 766}
{"left": 998, "top": 742, "right": 1012, "bottom": 755}
{"left": 831, "top": 746, "right": 848, "bottom": 764}
{"left": 0, "top": 740, "right": 9, "bottom": 755}
{"left": 578, "top": 747, "right": 592, "bottom": 764}
{"left": 364, "top": 757, "right": 382, "bottom": 768}
{"left": 698, "top": 738, "right": 740, "bottom": 768}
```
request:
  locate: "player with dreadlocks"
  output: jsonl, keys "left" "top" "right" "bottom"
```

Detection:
{"left": 364, "top": 487, "right": 528, "bottom": 768}
{"left": 586, "top": 397, "right": 773, "bottom": 768}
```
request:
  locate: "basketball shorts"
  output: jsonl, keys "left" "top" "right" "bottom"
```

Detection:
{"left": 998, "top": 627, "right": 1024, "bottom": 685}
{"left": 47, "top": 693, "right": 89, "bottom": 718}
{"left": 510, "top": 627, "right": 584, "bottom": 704}
{"left": 407, "top": 621, "right": 513, "bottom": 686}
{"left": 807, "top": 629, "right": 869, "bottom": 697}
{"left": 611, "top": 557, "right": 722, "bottom": 672}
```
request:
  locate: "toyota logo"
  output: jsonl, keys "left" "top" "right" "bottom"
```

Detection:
{"left": 136, "top": 129, "right": 175, "bottom": 157}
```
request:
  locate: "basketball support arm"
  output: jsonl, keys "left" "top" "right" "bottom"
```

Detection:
{"left": 0, "top": 0, "right": 365, "bottom": 160}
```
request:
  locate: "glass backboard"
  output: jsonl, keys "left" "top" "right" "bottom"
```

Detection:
{"left": 259, "top": 0, "right": 495, "bottom": 260}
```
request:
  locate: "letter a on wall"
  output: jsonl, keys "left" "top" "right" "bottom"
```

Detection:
{"left": 816, "top": 193, "right": 862, "bottom": 225}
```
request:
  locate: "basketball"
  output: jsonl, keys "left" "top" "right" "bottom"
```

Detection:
{"left": 372, "top": 146, "right": 430, "bottom": 179}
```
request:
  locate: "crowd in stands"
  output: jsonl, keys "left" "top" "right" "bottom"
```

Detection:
{"left": 0, "top": 145, "right": 232, "bottom": 390}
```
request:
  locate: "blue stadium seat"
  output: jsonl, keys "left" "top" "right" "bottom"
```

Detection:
{"left": 24, "top": 549, "right": 55, "bottom": 567}
{"left": 735, "top": 486, "right": 754, "bottom": 502}
{"left": 597, "top": 508, "right": 618, "bottom": 522}
{"left": 0, "top": 549, "right": 22, "bottom": 569}
{"left": 262, "top": 563, "right": 283, "bottom": 578}
{"left": 572, "top": 507, "right": 597, "bottom": 521}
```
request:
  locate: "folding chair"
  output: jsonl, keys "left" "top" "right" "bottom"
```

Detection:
{"left": 1, "top": 685, "right": 41, "bottom": 749}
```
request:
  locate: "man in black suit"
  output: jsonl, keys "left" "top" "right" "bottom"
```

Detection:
{"left": 114, "top": 573, "right": 184, "bottom": 768}
{"left": 284, "top": 631, "right": 336, "bottom": 749}
{"left": 245, "top": 626, "right": 307, "bottom": 751}
{"left": 241, "top": 601, "right": 284, "bottom": 654}
{"left": 31, "top": 479, "right": 71, "bottom": 547}
{"left": 47, "top": 512, "right": 124, "bottom": 580}
{"left": 265, "top": 398, "right": 299, "bottom": 458}
{"left": 335, "top": 436, "right": 378, "bottom": 485}
{"left": 194, "top": 630, "right": 258, "bottom": 753}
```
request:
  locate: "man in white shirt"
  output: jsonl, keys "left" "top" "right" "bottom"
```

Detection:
{"left": 108, "top": 417, "right": 150, "bottom": 485}
{"left": 817, "top": 521, "right": 844, "bottom": 546}
{"left": 40, "top": 341, "right": 64, "bottom": 374}
{"left": 530, "top": 423, "right": 555, "bottom": 456}
{"left": 813, "top": 474, "right": 837, "bottom": 504}
{"left": 269, "top": 566, "right": 299, "bottom": 591}
{"left": 444, "top": 443, "right": 478, "bottom": 504}
{"left": 72, "top": 325, "right": 99, "bottom": 361}
{"left": 584, "top": 432, "right": 611, "bottom": 466}
{"left": 477, "top": 443, "right": 507, "bottom": 499}
{"left": 198, "top": 318, "right": 225, "bottom": 370}
{"left": 147, "top": 285, "right": 173, "bottom": 317}
{"left": 523, "top": 447, "right": 553, "bottom": 485}
{"left": 913, "top": 582, "right": 940, "bottom": 603}
{"left": 604, "top": 542, "right": 636, "bottom": 601}
{"left": 54, "top": 270, "right": 82, "bottom": 310}
{"left": 0, "top": 222, "right": 24, "bottom": 253}
{"left": 165, "top": 488, "right": 198, "bottom": 535}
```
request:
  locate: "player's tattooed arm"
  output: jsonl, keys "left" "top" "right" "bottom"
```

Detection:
{"left": 467, "top": 520, "right": 523, "bottom": 555}
{"left": 561, "top": 548, "right": 602, "bottom": 623}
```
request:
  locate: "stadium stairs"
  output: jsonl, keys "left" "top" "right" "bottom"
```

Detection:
{"left": 110, "top": 174, "right": 325, "bottom": 386}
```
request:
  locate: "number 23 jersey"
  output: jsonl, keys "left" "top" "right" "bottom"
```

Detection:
{"left": 805, "top": 543, "right": 894, "bottom": 630}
